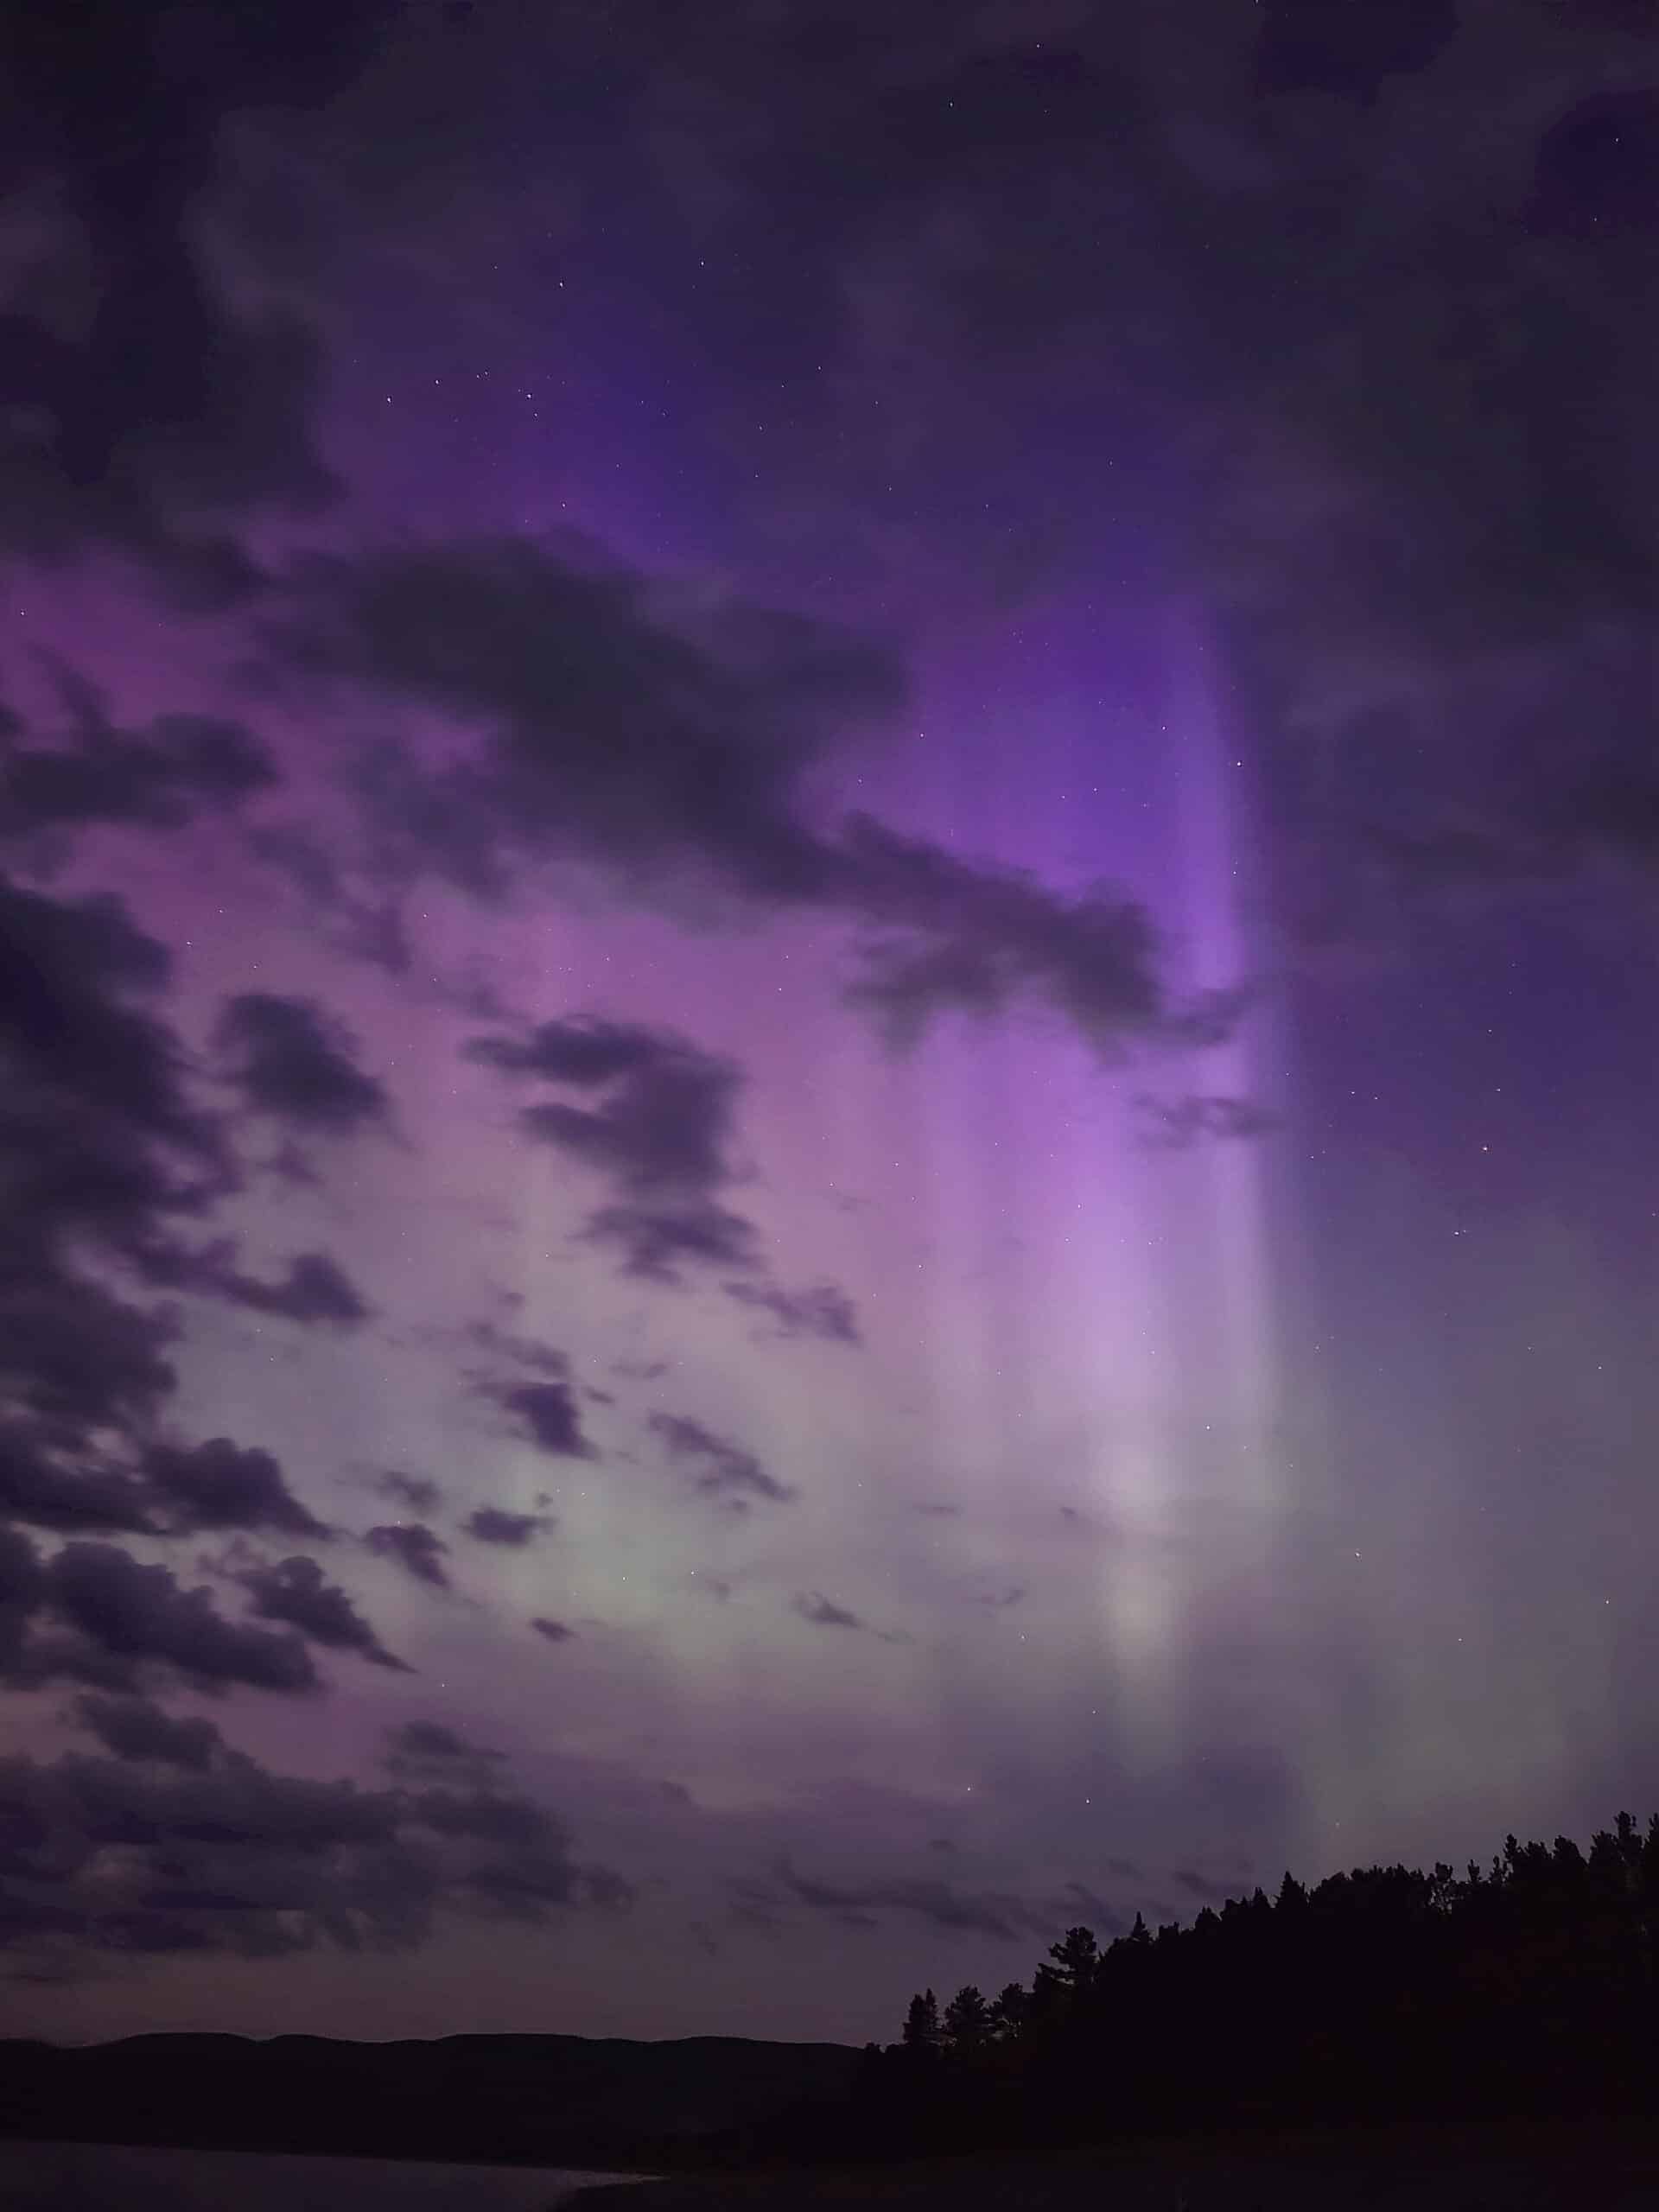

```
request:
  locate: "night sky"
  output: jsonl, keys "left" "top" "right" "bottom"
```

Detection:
{"left": 3, "top": 0, "right": 1657, "bottom": 2048}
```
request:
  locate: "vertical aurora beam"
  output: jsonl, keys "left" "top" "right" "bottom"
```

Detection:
{"left": 1163, "top": 604, "right": 1281, "bottom": 1506}
{"left": 1088, "top": 605, "right": 1286, "bottom": 1776}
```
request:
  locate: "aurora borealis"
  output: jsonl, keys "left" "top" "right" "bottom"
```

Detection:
{"left": 2, "top": 0, "right": 1657, "bottom": 2046}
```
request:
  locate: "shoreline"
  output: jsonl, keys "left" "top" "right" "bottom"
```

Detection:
{"left": 563, "top": 2117, "right": 1659, "bottom": 2212}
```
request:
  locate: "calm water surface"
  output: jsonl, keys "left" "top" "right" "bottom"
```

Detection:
{"left": 0, "top": 2139, "right": 647, "bottom": 2210}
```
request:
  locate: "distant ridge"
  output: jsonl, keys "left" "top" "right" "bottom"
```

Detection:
{"left": 0, "top": 2031, "right": 862, "bottom": 2170}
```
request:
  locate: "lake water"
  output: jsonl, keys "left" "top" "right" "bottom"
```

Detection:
{"left": 0, "top": 2139, "right": 647, "bottom": 2211}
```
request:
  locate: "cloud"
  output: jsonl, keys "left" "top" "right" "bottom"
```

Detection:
{"left": 772, "top": 1861, "right": 1128, "bottom": 1944}
{"left": 829, "top": 814, "right": 1170, "bottom": 1054}
{"left": 143, "top": 1438, "right": 328, "bottom": 1539}
{"left": 273, "top": 532, "right": 899, "bottom": 900}
{"left": 0, "top": 1427, "right": 156, "bottom": 1537}
{"left": 0, "top": 1, "right": 397, "bottom": 599}
{"left": 1134, "top": 1094, "right": 1281, "bottom": 1149}
{"left": 461, "top": 1506, "right": 552, "bottom": 1548}
{"left": 465, "top": 1018, "right": 865, "bottom": 1318}
{"left": 0, "top": 912, "right": 354, "bottom": 1741}
{"left": 39, "top": 1543, "right": 319, "bottom": 1695}
{"left": 468, "top": 1017, "right": 761, "bottom": 1284}
{"left": 0, "top": 874, "right": 305, "bottom": 1555}
{"left": 651, "top": 1414, "right": 795, "bottom": 1506}
{"left": 791, "top": 1592, "right": 863, "bottom": 1630}
{"left": 276, "top": 536, "right": 1227, "bottom": 1057}
{"left": 370, "top": 1469, "right": 443, "bottom": 1516}
{"left": 0, "top": 1736, "right": 629, "bottom": 1968}
{"left": 134, "top": 1236, "right": 373, "bottom": 1329}
{"left": 462, "top": 1319, "right": 570, "bottom": 1376}
{"left": 584, "top": 1199, "right": 759, "bottom": 1282}
{"left": 493, "top": 1380, "right": 594, "bottom": 1459}
{"left": 0, "top": 668, "right": 276, "bottom": 846}
{"left": 632, "top": 8, "right": 1657, "bottom": 952}
{"left": 69, "top": 1694, "right": 223, "bottom": 1772}
{"left": 213, "top": 993, "right": 388, "bottom": 1133}
{"left": 383, "top": 1720, "right": 507, "bottom": 1776}
{"left": 470, "top": 1018, "right": 738, "bottom": 1190}
{"left": 0, "top": 1524, "right": 45, "bottom": 1672}
{"left": 530, "top": 1617, "right": 575, "bottom": 1643}
{"left": 215, "top": 1250, "right": 372, "bottom": 1326}
{"left": 238, "top": 1555, "right": 409, "bottom": 1671}
{"left": 722, "top": 1279, "right": 861, "bottom": 1345}
{"left": 245, "top": 823, "right": 418, "bottom": 979}
{"left": 365, "top": 1522, "right": 451, "bottom": 1590}
{"left": 0, "top": 874, "right": 227, "bottom": 1262}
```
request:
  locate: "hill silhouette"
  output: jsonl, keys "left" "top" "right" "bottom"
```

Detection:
{"left": 758, "top": 1807, "right": 1659, "bottom": 2169}
{"left": 0, "top": 2031, "right": 861, "bottom": 2169}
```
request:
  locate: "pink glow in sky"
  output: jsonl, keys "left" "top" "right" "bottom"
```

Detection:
{"left": 2, "top": 0, "right": 1657, "bottom": 2047}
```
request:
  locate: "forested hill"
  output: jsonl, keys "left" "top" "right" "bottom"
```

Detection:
{"left": 816, "top": 1809, "right": 1659, "bottom": 2165}
{"left": 0, "top": 2031, "right": 862, "bottom": 2168}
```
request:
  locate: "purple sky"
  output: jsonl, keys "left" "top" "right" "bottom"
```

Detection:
{"left": 3, "top": 0, "right": 1658, "bottom": 2045}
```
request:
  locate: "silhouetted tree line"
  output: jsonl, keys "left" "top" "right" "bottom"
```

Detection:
{"left": 727, "top": 1810, "right": 1659, "bottom": 2165}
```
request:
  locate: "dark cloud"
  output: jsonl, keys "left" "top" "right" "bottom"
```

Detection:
{"left": 461, "top": 1506, "right": 552, "bottom": 1548}
{"left": 69, "top": 1694, "right": 223, "bottom": 1772}
{"left": 772, "top": 1861, "right": 1128, "bottom": 1944}
{"left": 245, "top": 823, "right": 417, "bottom": 979}
{"left": 0, "top": 2, "right": 397, "bottom": 598}
{"left": 144, "top": 1439, "right": 328, "bottom": 1540}
{"left": 277, "top": 537, "right": 1222, "bottom": 1057}
{"left": 365, "top": 1522, "right": 451, "bottom": 1591}
{"left": 529, "top": 1617, "right": 575, "bottom": 1643}
{"left": 0, "top": 874, "right": 296, "bottom": 1576}
{"left": 0, "top": 1270, "right": 178, "bottom": 1452}
{"left": 41, "top": 1544, "right": 319, "bottom": 1695}
{"left": 371, "top": 1470, "right": 443, "bottom": 1516}
{"left": 791, "top": 1592, "right": 862, "bottom": 1630}
{"left": 493, "top": 1381, "right": 593, "bottom": 1460}
{"left": 213, "top": 993, "right": 388, "bottom": 1133}
{"left": 462, "top": 1319, "right": 569, "bottom": 1376}
{"left": 468, "top": 1017, "right": 760, "bottom": 1285}
{"left": 133, "top": 1235, "right": 372, "bottom": 1330}
{"left": 217, "top": 1250, "right": 372, "bottom": 1327}
{"left": 1134, "top": 1094, "right": 1281, "bottom": 1149}
{"left": 383, "top": 1720, "right": 506, "bottom": 1774}
{"left": 0, "top": 668, "right": 276, "bottom": 846}
{"left": 274, "top": 533, "right": 899, "bottom": 902}
{"left": 722, "top": 1279, "right": 860, "bottom": 1345}
{"left": 645, "top": 8, "right": 1655, "bottom": 949}
{"left": 238, "top": 1556, "right": 409, "bottom": 1672}
{"left": 0, "top": 1736, "right": 626, "bottom": 1967}
{"left": 0, "top": 874, "right": 226, "bottom": 1247}
{"left": 829, "top": 815, "right": 1170, "bottom": 1055}
{"left": 508, "top": 1045, "right": 735, "bottom": 1192}
{"left": 468, "top": 1018, "right": 869, "bottom": 1306}
{"left": 584, "top": 1199, "right": 759, "bottom": 1283}
{"left": 410, "top": 1788, "right": 554, "bottom": 1849}
{"left": 0, "top": 1426, "right": 156, "bottom": 1537}
{"left": 0, "top": 1524, "right": 45, "bottom": 1674}
{"left": 651, "top": 1414, "right": 795, "bottom": 1506}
